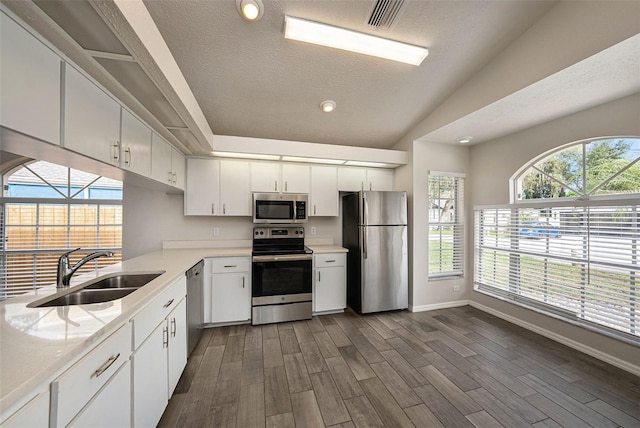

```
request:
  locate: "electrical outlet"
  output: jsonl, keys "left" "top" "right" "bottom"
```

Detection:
{"left": 453, "top": 285, "right": 461, "bottom": 292}
{"left": 213, "top": 227, "right": 220, "bottom": 237}
{"left": 311, "top": 227, "right": 317, "bottom": 235}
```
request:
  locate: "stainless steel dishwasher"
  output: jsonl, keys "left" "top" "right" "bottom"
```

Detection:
{"left": 186, "top": 260, "right": 204, "bottom": 356}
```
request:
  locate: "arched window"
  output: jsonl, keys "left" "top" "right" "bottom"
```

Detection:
{"left": 1, "top": 160, "right": 123, "bottom": 299}
{"left": 475, "top": 137, "right": 640, "bottom": 343}
{"left": 514, "top": 137, "right": 640, "bottom": 201}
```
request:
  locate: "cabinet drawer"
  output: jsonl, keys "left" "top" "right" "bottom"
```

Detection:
{"left": 51, "top": 322, "right": 131, "bottom": 427}
{"left": 209, "top": 257, "right": 250, "bottom": 273}
{"left": 314, "top": 253, "right": 345, "bottom": 268}
{"left": 132, "top": 277, "right": 186, "bottom": 350}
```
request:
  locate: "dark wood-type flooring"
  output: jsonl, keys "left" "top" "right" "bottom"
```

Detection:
{"left": 159, "top": 306, "right": 640, "bottom": 427}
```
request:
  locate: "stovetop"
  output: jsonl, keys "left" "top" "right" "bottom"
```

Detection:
{"left": 252, "top": 226, "right": 312, "bottom": 256}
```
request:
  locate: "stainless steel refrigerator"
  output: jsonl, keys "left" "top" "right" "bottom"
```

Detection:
{"left": 342, "top": 191, "right": 408, "bottom": 314}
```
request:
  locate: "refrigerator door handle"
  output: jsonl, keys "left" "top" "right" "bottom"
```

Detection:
{"left": 362, "top": 229, "right": 367, "bottom": 259}
{"left": 362, "top": 193, "right": 368, "bottom": 225}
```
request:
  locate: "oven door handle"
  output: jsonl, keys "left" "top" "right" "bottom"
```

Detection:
{"left": 252, "top": 254, "right": 313, "bottom": 262}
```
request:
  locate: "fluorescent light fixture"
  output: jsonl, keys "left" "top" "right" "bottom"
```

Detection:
{"left": 211, "top": 151, "right": 279, "bottom": 160}
{"left": 284, "top": 16, "right": 428, "bottom": 66}
{"left": 282, "top": 156, "right": 345, "bottom": 165}
{"left": 344, "top": 160, "right": 390, "bottom": 168}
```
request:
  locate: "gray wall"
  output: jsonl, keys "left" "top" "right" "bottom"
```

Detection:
{"left": 468, "top": 93, "right": 640, "bottom": 369}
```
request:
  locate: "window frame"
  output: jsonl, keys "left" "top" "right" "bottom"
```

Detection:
{"left": 428, "top": 171, "right": 465, "bottom": 280}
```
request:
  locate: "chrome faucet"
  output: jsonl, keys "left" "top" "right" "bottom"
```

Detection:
{"left": 57, "top": 248, "right": 114, "bottom": 288}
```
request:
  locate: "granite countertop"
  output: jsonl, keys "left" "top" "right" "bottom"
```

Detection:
{"left": 0, "top": 244, "right": 346, "bottom": 417}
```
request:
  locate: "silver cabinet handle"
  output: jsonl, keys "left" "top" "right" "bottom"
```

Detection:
{"left": 171, "top": 317, "right": 177, "bottom": 337}
{"left": 212, "top": 203, "right": 215, "bottom": 214}
{"left": 314, "top": 205, "right": 317, "bottom": 215}
{"left": 124, "top": 146, "right": 132, "bottom": 166}
{"left": 285, "top": 181, "right": 288, "bottom": 192}
{"left": 369, "top": 182, "right": 372, "bottom": 191}
{"left": 163, "top": 326, "right": 169, "bottom": 348}
{"left": 163, "top": 298, "right": 174, "bottom": 308}
{"left": 172, "top": 172, "right": 177, "bottom": 185}
{"left": 223, "top": 203, "right": 226, "bottom": 215}
{"left": 224, "top": 265, "right": 237, "bottom": 268}
{"left": 167, "top": 171, "right": 173, "bottom": 183}
{"left": 361, "top": 181, "right": 364, "bottom": 191}
{"left": 275, "top": 181, "right": 278, "bottom": 192}
{"left": 242, "top": 276, "right": 245, "bottom": 288}
{"left": 112, "top": 140, "right": 120, "bottom": 162}
{"left": 93, "top": 353, "right": 120, "bottom": 378}
{"left": 318, "top": 270, "right": 321, "bottom": 282}
{"left": 325, "top": 259, "right": 336, "bottom": 263}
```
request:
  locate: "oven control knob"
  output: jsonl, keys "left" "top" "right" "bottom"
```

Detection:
{"left": 255, "top": 231, "right": 259, "bottom": 235}
{"left": 260, "top": 231, "right": 264, "bottom": 235}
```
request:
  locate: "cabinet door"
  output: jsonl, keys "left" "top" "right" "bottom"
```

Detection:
{"left": 1, "top": 11, "right": 61, "bottom": 145}
{"left": 64, "top": 65, "right": 121, "bottom": 165}
{"left": 367, "top": 169, "right": 394, "bottom": 191}
{"left": 282, "top": 164, "right": 310, "bottom": 193}
{"left": 219, "top": 160, "right": 251, "bottom": 216}
{"left": 251, "top": 162, "right": 280, "bottom": 192}
{"left": 168, "top": 298, "right": 187, "bottom": 397}
{"left": 69, "top": 362, "right": 131, "bottom": 428}
{"left": 171, "top": 148, "right": 186, "bottom": 190}
{"left": 2, "top": 391, "right": 49, "bottom": 428}
{"left": 211, "top": 272, "right": 251, "bottom": 323}
{"left": 310, "top": 166, "right": 338, "bottom": 216}
{"left": 132, "top": 321, "right": 169, "bottom": 428}
{"left": 314, "top": 266, "right": 346, "bottom": 313}
{"left": 121, "top": 109, "right": 151, "bottom": 177}
{"left": 337, "top": 168, "right": 366, "bottom": 191}
{"left": 185, "top": 158, "right": 220, "bottom": 215}
{"left": 151, "top": 133, "right": 173, "bottom": 185}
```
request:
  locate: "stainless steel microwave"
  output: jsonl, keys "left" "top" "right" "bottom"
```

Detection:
{"left": 253, "top": 193, "right": 308, "bottom": 224}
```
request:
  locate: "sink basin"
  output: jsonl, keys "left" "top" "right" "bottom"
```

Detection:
{"left": 34, "top": 288, "right": 137, "bottom": 307}
{"left": 28, "top": 271, "right": 165, "bottom": 308}
{"left": 83, "top": 272, "right": 164, "bottom": 290}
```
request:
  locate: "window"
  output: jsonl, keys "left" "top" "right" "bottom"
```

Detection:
{"left": 428, "top": 172, "right": 464, "bottom": 278}
{"left": 476, "top": 137, "right": 640, "bottom": 342}
{"left": 1, "top": 160, "right": 123, "bottom": 300}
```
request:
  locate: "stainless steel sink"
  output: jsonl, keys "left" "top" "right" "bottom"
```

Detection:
{"left": 28, "top": 271, "right": 165, "bottom": 308}
{"left": 83, "top": 273, "right": 164, "bottom": 290}
{"left": 34, "top": 288, "right": 138, "bottom": 307}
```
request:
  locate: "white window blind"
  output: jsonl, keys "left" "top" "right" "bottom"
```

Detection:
{"left": 475, "top": 203, "right": 639, "bottom": 341}
{"left": 428, "top": 173, "right": 464, "bottom": 278}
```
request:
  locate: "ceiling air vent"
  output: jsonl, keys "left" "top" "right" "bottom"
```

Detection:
{"left": 367, "top": 0, "right": 405, "bottom": 30}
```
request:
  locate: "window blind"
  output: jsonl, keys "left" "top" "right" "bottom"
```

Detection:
{"left": 428, "top": 174, "right": 464, "bottom": 278}
{"left": 475, "top": 204, "right": 639, "bottom": 340}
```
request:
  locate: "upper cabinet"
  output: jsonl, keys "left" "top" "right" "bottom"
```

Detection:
{"left": 338, "top": 167, "right": 394, "bottom": 191}
{"left": 1, "top": 11, "right": 61, "bottom": 145}
{"left": 120, "top": 109, "right": 152, "bottom": 177}
{"left": 310, "top": 166, "right": 338, "bottom": 216}
{"left": 185, "top": 158, "right": 220, "bottom": 215}
{"left": 250, "top": 162, "right": 310, "bottom": 194}
{"left": 151, "top": 133, "right": 184, "bottom": 190}
{"left": 64, "top": 65, "right": 121, "bottom": 166}
{"left": 219, "top": 160, "right": 251, "bottom": 215}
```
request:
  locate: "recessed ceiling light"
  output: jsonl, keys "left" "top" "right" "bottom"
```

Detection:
{"left": 236, "top": 0, "right": 264, "bottom": 21}
{"left": 457, "top": 137, "right": 473, "bottom": 144}
{"left": 284, "top": 15, "right": 428, "bottom": 66}
{"left": 320, "top": 100, "right": 336, "bottom": 113}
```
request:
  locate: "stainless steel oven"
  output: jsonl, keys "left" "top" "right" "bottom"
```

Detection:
{"left": 252, "top": 227, "right": 313, "bottom": 325}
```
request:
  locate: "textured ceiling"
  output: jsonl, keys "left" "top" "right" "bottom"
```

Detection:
{"left": 142, "top": 0, "right": 555, "bottom": 149}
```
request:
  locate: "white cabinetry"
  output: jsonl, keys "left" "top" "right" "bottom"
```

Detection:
{"left": 250, "top": 162, "right": 310, "bottom": 194}
{"left": 313, "top": 253, "right": 346, "bottom": 314}
{"left": 151, "top": 133, "right": 184, "bottom": 189}
{"left": 1, "top": 391, "right": 50, "bottom": 428}
{"left": 64, "top": 65, "right": 121, "bottom": 166}
{"left": 219, "top": 160, "right": 251, "bottom": 215}
{"left": 205, "top": 257, "right": 251, "bottom": 324}
{"left": 338, "top": 168, "right": 394, "bottom": 191}
{"left": 131, "top": 277, "right": 187, "bottom": 428}
{"left": 310, "top": 166, "right": 338, "bottom": 216}
{"left": 0, "top": 11, "right": 61, "bottom": 145}
{"left": 185, "top": 158, "right": 220, "bottom": 215}
{"left": 121, "top": 109, "right": 151, "bottom": 177}
{"left": 50, "top": 323, "right": 132, "bottom": 427}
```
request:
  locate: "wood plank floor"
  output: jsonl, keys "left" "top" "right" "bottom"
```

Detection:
{"left": 158, "top": 306, "right": 640, "bottom": 428}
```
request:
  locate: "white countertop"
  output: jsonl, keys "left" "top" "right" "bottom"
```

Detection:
{"left": 0, "top": 244, "right": 345, "bottom": 417}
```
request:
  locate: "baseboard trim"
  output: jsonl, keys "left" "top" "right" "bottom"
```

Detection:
{"left": 410, "top": 300, "right": 470, "bottom": 312}
{"left": 469, "top": 301, "right": 640, "bottom": 378}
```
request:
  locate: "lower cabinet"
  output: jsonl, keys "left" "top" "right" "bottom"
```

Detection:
{"left": 1, "top": 391, "right": 49, "bottom": 428}
{"left": 131, "top": 277, "right": 187, "bottom": 427}
{"left": 313, "top": 253, "right": 347, "bottom": 314}
{"left": 204, "top": 257, "right": 251, "bottom": 324}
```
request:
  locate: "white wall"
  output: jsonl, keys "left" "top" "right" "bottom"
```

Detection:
{"left": 122, "top": 184, "right": 340, "bottom": 259}
{"left": 468, "top": 93, "right": 640, "bottom": 370}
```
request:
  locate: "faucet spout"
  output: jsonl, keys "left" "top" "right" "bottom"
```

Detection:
{"left": 57, "top": 249, "right": 115, "bottom": 288}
